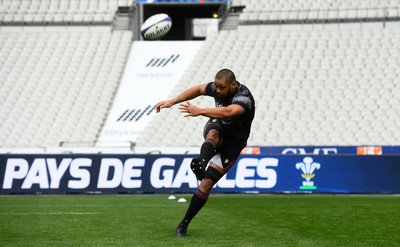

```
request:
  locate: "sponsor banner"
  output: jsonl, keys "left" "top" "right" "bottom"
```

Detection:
{"left": 257, "top": 146, "right": 400, "bottom": 155}
{"left": 1, "top": 154, "right": 400, "bottom": 194}
{"left": 97, "top": 41, "right": 203, "bottom": 145}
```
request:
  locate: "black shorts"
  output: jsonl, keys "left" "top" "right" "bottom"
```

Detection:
{"left": 203, "top": 118, "right": 246, "bottom": 171}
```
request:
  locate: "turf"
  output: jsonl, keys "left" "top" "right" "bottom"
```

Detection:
{"left": 0, "top": 194, "right": 399, "bottom": 247}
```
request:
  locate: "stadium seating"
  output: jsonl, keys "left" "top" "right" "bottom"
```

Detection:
{"left": 136, "top": 25, "right": 400, "bottom": 146}
{"left": 233, "top": 0, "right": 400, "bottom": 11}
{"left": 1, "top": 0, "right": 400, "bottom": 151}
{"left": 0, "top": 0, "right": 133, "bottom": 24}
{"left": 0, "top": 27, "right": 132, "bottom": 148}
{"left": 234, "top": 0, "right": 400, "bottom": 23}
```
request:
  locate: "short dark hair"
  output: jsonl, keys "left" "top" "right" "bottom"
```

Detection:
{"left": 215, "top": 68, "right": 236, "bottom": 83}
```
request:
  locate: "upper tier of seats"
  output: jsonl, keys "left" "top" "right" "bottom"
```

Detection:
{"left": 0, "top": 0, "right": 132, "bottom": 23}
{"left": 233, "top": 0, "right": 400, "bottom": 23}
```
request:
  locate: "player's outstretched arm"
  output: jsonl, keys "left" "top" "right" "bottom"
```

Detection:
{"left": 179, "top": 102, "right": 245, "bottom": 119}
{"left": 154, "top": 83, "right": 207, "bottom": 113}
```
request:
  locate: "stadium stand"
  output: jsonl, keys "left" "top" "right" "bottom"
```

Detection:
{"left": 0, "top": 0, "right": 133, "bottom": 24}
{"left": 136, "top": 25, "right": 400, "bottom": 147}
{"left": 0, "top": 0, "right": 134, "bottom": 150}
{"left": 0, "top": 27, "right": 132, "bottom": 148}
{"left": 1, "top": 0, "right": 400, "bottom": 151}
{"left": 234, "top": 0, "right": 400, "bottom": 24}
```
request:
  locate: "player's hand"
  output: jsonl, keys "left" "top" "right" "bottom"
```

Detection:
{"left": 154, "top": 100, "right": 174, "bottom": 113}
{"left": 178, "top": 101, "right": 200, "bottom": 117}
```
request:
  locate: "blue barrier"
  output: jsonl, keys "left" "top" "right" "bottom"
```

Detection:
{"left": 243, "top": 146, "right": 400, "bottom": 155}
{"left": 1, "top": 154, "right": 400, "bottom": 194}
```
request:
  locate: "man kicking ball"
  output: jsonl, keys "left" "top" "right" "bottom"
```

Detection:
{"left": 154, "top": 68, "right": 255, "bottom": 237}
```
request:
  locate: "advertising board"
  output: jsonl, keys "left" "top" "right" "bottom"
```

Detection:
{"left": 1, "top": 154, "right": 400, "bottom": 194}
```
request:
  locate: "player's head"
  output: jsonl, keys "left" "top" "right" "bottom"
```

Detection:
{"left": 214, "top": 68, "right": 237, "bottom": 98}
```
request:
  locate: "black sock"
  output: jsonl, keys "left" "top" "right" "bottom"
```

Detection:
{"left": 180, "top": 189, "right": 209, "bottom": 227}
{"left": 200, "top": 139, "right": 216, "bottom": 166}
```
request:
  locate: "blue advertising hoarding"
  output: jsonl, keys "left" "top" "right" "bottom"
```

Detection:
{"left": 1, "top": 154, "right": 400, "bottom": 194}
{"left": 243, "top": 146, "right": 400, "bottom": 155}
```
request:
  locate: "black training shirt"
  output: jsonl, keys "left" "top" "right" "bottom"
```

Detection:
{"left": 205, "top": 81, "right": 255, "bottom": 142}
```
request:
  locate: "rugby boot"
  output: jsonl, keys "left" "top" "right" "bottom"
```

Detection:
{"left": 176, "top": 223, "right": 187, "bottom": 237}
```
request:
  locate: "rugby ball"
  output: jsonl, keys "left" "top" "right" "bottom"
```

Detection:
{"left": 141, "top": 13, "right": 172, "bottom": 40}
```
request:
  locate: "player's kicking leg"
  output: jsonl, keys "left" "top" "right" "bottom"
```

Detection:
{"left": 176, "top": 163, "right": 224, "bottom": 237}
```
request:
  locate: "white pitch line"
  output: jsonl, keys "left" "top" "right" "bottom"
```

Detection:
{"left": 0, "top": 212, "right": 99, "bottom": 215}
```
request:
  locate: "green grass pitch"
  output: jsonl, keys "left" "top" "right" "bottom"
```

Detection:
{"left": 1, "top": 194, "right": 399, "bottom": 246}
